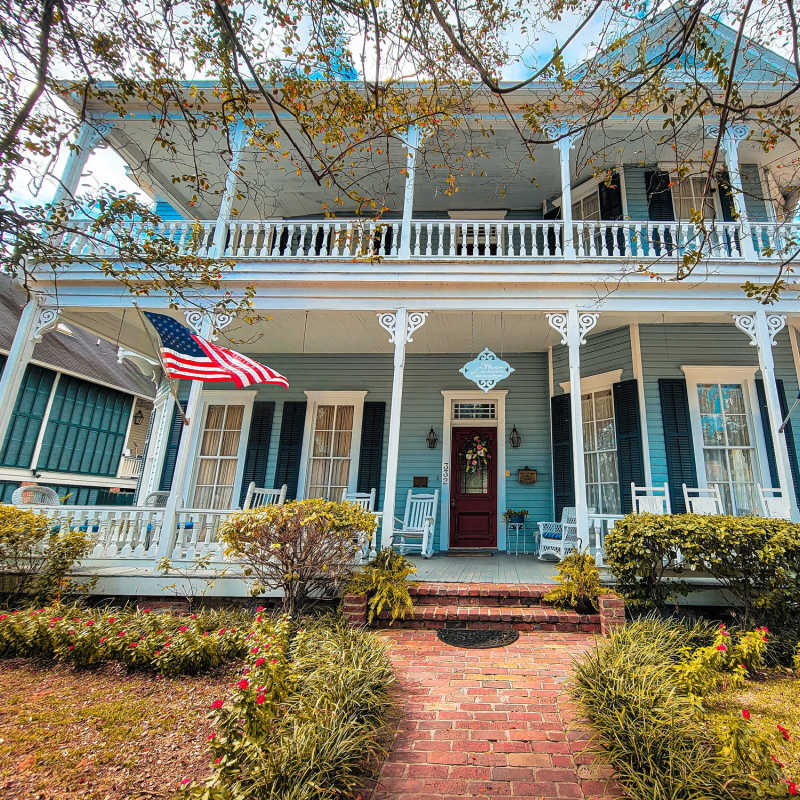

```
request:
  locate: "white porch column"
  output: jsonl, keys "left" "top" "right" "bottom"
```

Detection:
{"left": 547, "top": 308, "right": 599, "bottom": 547}
{"left": 50, "top": 119, "right": 114, "bottom": 207}
{"left": 733, "top": 312, "right": 799, "bottom": 519}
{"left": 706, "top": 123, "right": 757, "bottom": 259}
{"left": 0, "top": 297, "right": 61, "bottom": 453}
{"left": 398, "top": 126, "right": 421, "bottom": 258}
{"left": 378, "top": 308, "right": 428, "bottom": 547}
{"left": 544, "top": 122, "right": 582, "bottom": 259}
{"left": 155, "top": 121, "right": 247, "bottom": 562}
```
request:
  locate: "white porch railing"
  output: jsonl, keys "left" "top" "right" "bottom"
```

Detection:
{"left": 57, "top": 218, "right": 800, "bottom": 262}
{"left": 24, "top": 505, "right": 165, "bottom": 558}
{"left": 117, "top": 454, "right": 144, "bottom": 479}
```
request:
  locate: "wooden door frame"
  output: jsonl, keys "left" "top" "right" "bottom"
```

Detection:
{"left": 439, "top": 389, "right": 507, "bottom": 552}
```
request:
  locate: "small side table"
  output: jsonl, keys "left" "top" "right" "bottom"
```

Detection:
{"left": 506, "top": 522, "right": 526, "bottom": 556}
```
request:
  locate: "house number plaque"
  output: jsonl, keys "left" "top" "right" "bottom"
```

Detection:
{"left": 441, "top": 462, "right": 449, "bottom": 485}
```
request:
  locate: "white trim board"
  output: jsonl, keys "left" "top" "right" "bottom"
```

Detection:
{"left": 297, "top": 391, "right": 368, "bottom": 500}
{"left": 440, "top": 390, "right": 507, "bottom": 552}
{"left": 559, "top": 368, "right": 623, "bottom": 395}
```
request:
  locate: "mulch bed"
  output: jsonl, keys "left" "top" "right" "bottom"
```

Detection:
{"left": 0, "top": 658, "right": 234, "bottom": 799}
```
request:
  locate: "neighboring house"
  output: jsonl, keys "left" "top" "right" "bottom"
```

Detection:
{"left": 0, "top": 277, "right": 154, "bottom": 505}
{"left": 2, "top": 12, "right": 800, "bottom": 594}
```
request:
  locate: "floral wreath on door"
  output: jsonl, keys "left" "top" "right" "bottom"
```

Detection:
{"left": 463, "top": 435, "right": 491, "bottom": 474}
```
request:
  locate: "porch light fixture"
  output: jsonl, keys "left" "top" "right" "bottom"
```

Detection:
{"left": 426, "top": 427, "right": 439, "bottom": 449}
{"left": 133, "top": 409, "right": 144, "bottom": 426}
{"left": 509, "top": 425, "right": 522, "bottom": 448}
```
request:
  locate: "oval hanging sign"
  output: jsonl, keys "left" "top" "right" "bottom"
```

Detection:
{"left": 460, "top": 348, "right": 515, "bottom": 392}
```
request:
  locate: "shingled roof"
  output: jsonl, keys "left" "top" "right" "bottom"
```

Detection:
{"left": 0, "top": 278, "right": 154, "bottom": 398}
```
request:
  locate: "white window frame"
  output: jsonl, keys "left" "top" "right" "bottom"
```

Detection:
{"left": 657, "top": 165, "right": 724, "bottom": 221}
{"left": 187, "top": 390, "right": 256, "bottom": 510}
{"left": 296, "top": 391, "right": 367, "bottom": 500}
{"left": 681, "top": 366, "right": 771, "bottom": 512}
{"left": 440, "top": 389, "right": 507, "bottom": 552}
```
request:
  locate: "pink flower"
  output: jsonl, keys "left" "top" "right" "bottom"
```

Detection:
{"left": 256, "top": 606, "right": 265, "bottom": 612}
{"left": 742, "top": 709, "right": 751, "bottom": 720}
{"left": 270, "top": 658, "right": 277, "bottom": 664}
{"left": 237, "top": 679, "right": 249, "bottom": 690}
{"left": 211, "top": 699, "right": 223, "bottom": 709}
{"left": 203, "top": 632, "right": 208, "bottom": 637}
{"left": 250, "top": 647, "right": 259, "bottom": 654}
{"left": 716, "top": 644, "right": 727, "bottom": 651}
{"left": 0, "top": 615, "right": 7, "bottom": 621}
{"left": 256, "top": 693, "right": 266, "bottom": 705}
{"left": 68, "top": 645, "right": 75, "bottom": 650}
{"left": 218, "top": 628, "right": 226, "bottom": 635}
{"left": 207, "top": 733, "right": 216, "bottom": 740}
{"left": 256, "top": 615, "right": 262, "bottom": 622}
{"left": 179, "top": 625, "right": 188, "bottom": 633}
{"left": 180, "top": 778, "right": 191, "bottom": 785}
{"left": 254, "top": 657, "right": 266, "bottom": 667}
{"left": 191, "top": 613, "right": 197, "bottom": 619}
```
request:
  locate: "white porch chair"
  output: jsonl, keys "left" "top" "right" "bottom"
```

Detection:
{"left": 242, "top": 483, "right": 288, "bottom": 510}
{"left": 342, "top": 488, "right": 376, "bottom": 511}
{"left": 537, "top": 506, "right": 596, "bottom": 561}
{"left": 11, "top": 485, "right": 60, "bottom": 506}
{"left": 682, "top": 484, "right": 723, "bottom": 515}
{"left": 757, "top": 486, "right": 792, "bottom": 520}
{"left": 392, "top": 489, "right": 439, "bottom": 559}
{"left": 631, "top": 482, "right": 671, "bottom": 514}
{"left": 343, "top": 488, "right": 378, "bottom": 563}
{"left": 143, "top": 491, "right": 170, "bottom": 507}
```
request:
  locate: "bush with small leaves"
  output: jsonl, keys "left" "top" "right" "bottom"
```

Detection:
{"left": 346, "top": 547, "right": 417, "bottom": 624}
{"left": 543, "top": 549, "right": 603, "bottom": 614}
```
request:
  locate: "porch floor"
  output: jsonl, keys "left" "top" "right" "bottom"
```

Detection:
{"left": 407, "top": 553, "right": 608, "bottom": 585}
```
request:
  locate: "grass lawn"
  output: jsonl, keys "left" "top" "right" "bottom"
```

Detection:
{"left": 710, "top": 673, "right": 800, "bottom": 779}
{"left": 0, "top": 658, "right": 232, "bottom": 800}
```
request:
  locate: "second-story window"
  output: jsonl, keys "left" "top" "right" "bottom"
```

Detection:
{"left": 672, "top": 176, "right": 716, "bottom": 220}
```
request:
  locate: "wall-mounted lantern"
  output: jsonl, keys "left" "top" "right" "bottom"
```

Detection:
{"left": 426, "top": 427, "right": 439, "bottom": 449}
{"left": 133, "top": 409, "right": 144, "bottom": 426}
{"left": 509, "top": 425, "right": 522, "bottom": 448}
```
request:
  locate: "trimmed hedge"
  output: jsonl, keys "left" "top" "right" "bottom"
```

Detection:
{"left": 0, "top": 605, "right": 252, "bottom": 675}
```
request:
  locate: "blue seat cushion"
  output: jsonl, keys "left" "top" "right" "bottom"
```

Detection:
{"left": 541, "top": 530, "right": 563, "bottom": 540}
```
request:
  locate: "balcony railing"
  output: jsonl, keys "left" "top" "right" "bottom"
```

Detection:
{"left": 59, "top": 218, "right": 800, "bottom": 262}
{"left": 117, "top": 454, "right": 144, "bottom": 479}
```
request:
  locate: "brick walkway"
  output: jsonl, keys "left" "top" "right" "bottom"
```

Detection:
{"left": 370, "top": 630, "right": 621, "bottom": 800}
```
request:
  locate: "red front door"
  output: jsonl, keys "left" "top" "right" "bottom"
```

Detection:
{"left": 450, "top": 427, "right": 497, "bottom": 548}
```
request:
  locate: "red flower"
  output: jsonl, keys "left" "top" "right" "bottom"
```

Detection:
{"left": 211, "top": 699, "right": 223, "bottom": 709}
{"left": 250, "top": 647, "right": 259, "bottom": 654}
{"left": 0, "top": 615, "right": 7, "bottom": 621}
{"left": 203, "top": 632, "right": 208, "bottom": 637}
{"left": 129, "top": 641, "right": 138, "bottom": 647}
{"left": 179, "top": 625, "right": 188, "bottom": 633}
{"left": 778, "top": 724, "right": 791, "bottom": 741}
{"left": 68, "top": 645, "right": 75, "bottom": 650}
{"left": 742, "top": 709, "right": 751, "bottom": 720}
{"left": 716, "top": 644, "right": 727, "bottom": 651}
{"left": 256, "top": 615, "right": 262, "bottom": 622}
{"left": 100, "top": 636, "right": 107, "bottom": 644}
{"left": 213, "top": 757, "right": 222, "bottom": 765}
{"left": 191, "top": 613, "right": 197, "bottom": 619}
{"left": 256, "top": 606, "right": 265, "bottom": 612}
{"left": 256, "top": 693, "right": 266, "bottom": 705}
{"left": 85, "top": 620, "right": 95, "bottom": 626}
{"left": 117, "top": 631, "right": 126, "bottom": 637}
{"left": 787, "top": 781, "right": 797, "bottom": 795}
{"left": 270, "top": 658, "right": 277, "bottom": 664}
{"left": 108, "top": 616, "right": 115, "bottom": 623}
{"left": 208, "top": 733, "right": 216, "bottom": 740}
{"left": 237, "top": 679, "right": 249, "bottom": 690}
{"left": 218, "top": 628, "right": 226, "bottom": 635}
{"left": 255, "top": 657, "right": 266, "bottom": 667}
{"left": 155, "top": 650, "right": 161, "bottom": 656}
{"left": 142, "top": 608, "right": 151, "bottom": 614}
{"left": 180, "top": 778, "right": 191, "bottom": 785}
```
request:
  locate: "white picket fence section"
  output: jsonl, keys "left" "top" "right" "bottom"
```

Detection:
{"left": 57, "top": 218, "right": 800, "bottom": 262}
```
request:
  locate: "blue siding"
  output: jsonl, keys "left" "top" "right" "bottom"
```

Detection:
{"left": 639, "top": 324, "right": 800, "bottom": 490}
{"left": 552, "top": 326, "right": 633, "bottom": 393}
{"left": 740, "top": 165, "right": 769, "bottom": 221}
{"left": 154, "top": 199, "right": 185, "bottom": 221}
{"left": 202, "top": 352, "right": 552, "bottom": 552}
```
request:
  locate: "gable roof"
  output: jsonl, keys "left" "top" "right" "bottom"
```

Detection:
{"left": 0, "top": 278, "right": 155, "bottom": 398}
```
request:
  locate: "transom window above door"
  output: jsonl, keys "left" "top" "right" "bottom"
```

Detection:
{"left": 453, "top": 401, "right": 497, "bottom": 420}
{"left": 193, "top": 404, "right": 245, "bottom": 509}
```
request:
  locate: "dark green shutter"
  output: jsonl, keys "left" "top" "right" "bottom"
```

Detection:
{"left": 159, "top": 384, "right": 191, "bottom": 492}
{"left": 645, "top": 170, "right": 675, "bottom": 220}
{"left": 613, "top": 379, "right": 645, "bottom": 513}
{"left": 551, "top": 393, "right": 574, "bottom": 519}
{"left": 755, "top": 378, "right": 800, "bottom": 506}
{"left": 658, "top": 378, "right": 697, "bottom": 512}
{"left": 238, "top": 401, "right": 275, "bottom": 506}
{"left": 1, "top": 364, "right": 56, "bottom": 468}
{"left": 273, "top": 401, "right": 307, "bottom": 499}
{"left": 357, "top": 401, "right": 385, "bottom": 506}
{"left": 38, "top": 375, "right": 133, "bottom": 476}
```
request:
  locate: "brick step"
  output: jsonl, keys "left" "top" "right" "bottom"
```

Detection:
{"left": 408, "top": 581, "right": 555, "bottom": 607}
{"left": 377, "top": 602, "right": 600, "bottom": 633}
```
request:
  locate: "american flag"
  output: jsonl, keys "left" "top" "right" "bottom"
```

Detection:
{"left": 144, "top": 312, "right": 289, "bottom": 390}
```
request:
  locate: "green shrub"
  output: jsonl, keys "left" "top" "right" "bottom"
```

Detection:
{"left": 0, "top": 604, "right": 251, "bottom": 674}
{"left": 181, "top": 614, "right": 395, "bottom": 800}
{"left": 346, "top": 547, "right": 417, "bottom": 624}
{"left": 543, "top": 550, "right": 603, "bottom": 613}
{"left": 605, "top": 513, "right": 800, "bottom": 627}
{"left": 573, "top": 617, "right": 795, "bottom": 800}
{"left": 220, "top": 499, "right": 377, "bottom": 615}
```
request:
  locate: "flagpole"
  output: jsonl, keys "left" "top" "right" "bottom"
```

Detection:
{"left": 778, "top": 392, "right": 800, "bottom": 434}
{"left": 133, "top": 303, "right": 189, "bottom": 426}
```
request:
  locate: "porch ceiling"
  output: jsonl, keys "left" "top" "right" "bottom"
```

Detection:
{"left": 59, "top": 308, "right": 785, "bottom": 360}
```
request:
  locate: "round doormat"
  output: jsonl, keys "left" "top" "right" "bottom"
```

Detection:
{"left": 436, "top": 628, "right": 519, "bottom": 649}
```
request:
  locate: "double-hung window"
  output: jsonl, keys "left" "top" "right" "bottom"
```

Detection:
{"left": 582, "top": 387, "right": 620, "bottom": 514}
{"left": 300, "top": 392, "right": 366, "bottom": 501}
{"left": 192, "top": 402, "right": 245, "bottom": 508}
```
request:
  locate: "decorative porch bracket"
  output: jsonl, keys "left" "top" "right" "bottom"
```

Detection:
{"left": 0, "top": 297, "right": 61, "bottom": 454}
{"left": 547, "top": 309, "right": 599, "bottom": 549}
{"left": 184, "top": 309, "right": 235, "bottom": 341}
{"left": 706, "top": 123, "right": 757, "bottom": 259}
{"left": 543, "top": 122, "right": 583, "bottom": 259}
{"left": 733, "top": 311, "right": 798, "bottom": 519}
{"left": 378, "top": 308, "right": 429, "bottom": 548}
